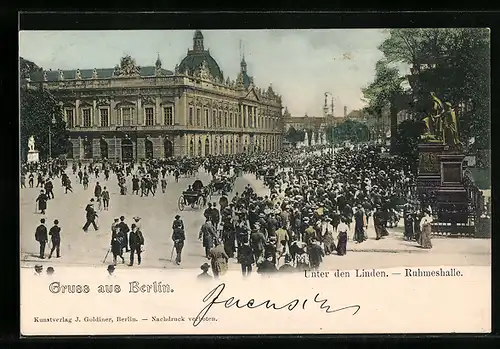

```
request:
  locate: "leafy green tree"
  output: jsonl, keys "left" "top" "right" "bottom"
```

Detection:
{"left": 285, "top": 126, "right": 305, "bottom": 145}
{"left": 20, "top": 57, "right": 67, "bottom": 160}
{"left": 362, "top": 59, "right": 405, "bottom": 152}
{"left": 326, "top": 120, "right": 369, "bottom": 144}
{"left": 378, "top": 28, "right": 490, "bottom": 159}
{"left": 392, "top": 119, "right": 426, "bottom": 173}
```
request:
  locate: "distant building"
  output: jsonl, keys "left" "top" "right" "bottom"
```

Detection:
{"left": 25, "top": 30, "right": 284, "bottom": 161}
{"left": 346, "top": 109, "right": 367, "bottom": 123}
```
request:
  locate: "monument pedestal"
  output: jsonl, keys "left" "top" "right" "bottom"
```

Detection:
{"left": 416, "top": 142, "right": 446, "bottom": 208}
{"left": 435, "top": 152, "right": 468, "bottom": 223}
{"left": 27, "top": 150, "right": 39, "bottom": 163}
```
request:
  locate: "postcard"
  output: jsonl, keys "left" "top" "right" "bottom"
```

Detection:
{"left": 19, "top": 28, "right": 491, "bottom": 335}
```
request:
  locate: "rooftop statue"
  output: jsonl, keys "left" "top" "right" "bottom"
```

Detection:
{"left": 114, "top": 55, "right": 141, "bottom": 77}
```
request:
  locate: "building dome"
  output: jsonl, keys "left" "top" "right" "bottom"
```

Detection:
{"left": 177, "top": 30, "right": 224, "bottom": 82}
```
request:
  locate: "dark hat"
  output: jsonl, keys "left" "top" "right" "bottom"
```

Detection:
{"left": 46, "top": 266, "right": 54, "bottom": 274}
{"left": 90, "top": 198, "right": 95, "bottom": 202}
{"left": 133, "top": 216, "right": 141, "bottom": 221}
{"left": 175, "top": 215, "right": 181, "bottom": 219}
{"left": 107, "top": 264, "right": 115, "bottom": 272}
{"left": 120, "top": 216, "right": 125, "bottom": 220}
{"left": 131, "top": 223, "right": 136, "bottom": 229}
{"left": 114, "top": 218, "right": 119, "bottom": 221}
{"left": 34, "top": 264, "right": 43, "bottom": 271}
{"left": 54, "top": 219, "right": 59, "bottom": 225}
{"left": 200, "top": 263, "right": 210, "bottom": 271}
{"left": 40, "top": 218, "right": 45, "bottom": 223}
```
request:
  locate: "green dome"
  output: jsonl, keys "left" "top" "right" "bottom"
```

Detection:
{"left": 178, "top": 51, "right": 224, "bottom": 82}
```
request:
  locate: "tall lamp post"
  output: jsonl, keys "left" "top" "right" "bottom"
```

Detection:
{"left": 48, "top": 115, "right": 56, "bottom": 160}
{"left": 324, "top": 92, "right": 334, "bottom": 155}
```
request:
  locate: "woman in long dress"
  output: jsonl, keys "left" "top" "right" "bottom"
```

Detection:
{"left": 336, "top": 217, "right": 349, "bottom": 256}
{"left": 419, "top": 210, "right": 433, "bottom": 249}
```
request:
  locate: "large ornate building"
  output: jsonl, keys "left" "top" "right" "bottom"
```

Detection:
{"left": 27, "top": 30, "right": 284, "bottom": 161}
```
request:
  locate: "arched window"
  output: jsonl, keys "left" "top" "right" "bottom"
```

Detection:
{"left": 204, "top": 138, "right": 210, "bottom": 156}
{"left": 198, "top": 139, "right": 202, "bottom": 156}
{"left": 189, "top": 139, "right": 194, "bottom": 157}
{"left": 219, "top": 138, "right": 223, "bottom": 154}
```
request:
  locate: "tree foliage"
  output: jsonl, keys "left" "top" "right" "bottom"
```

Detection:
{"left": 326, "top": 120, "right": 369, "bottom": 144}
{"left": 20, "top": 57, "right": 67, "bottom": 160}
{"left": 377, "top": 28, "right": 490, "bottom": 152}
{"left": 284, "top": 126, "right": 305, "bottom": 144}
{"left": 392, "top": 119, "right": 426, "bottom": 173}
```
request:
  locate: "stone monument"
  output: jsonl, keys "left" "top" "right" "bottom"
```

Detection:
{"left": 311, "top": 132, "right": 316, "bottom": 146}
{"left": 417, "top": 92, "right": 469, "bottom": 227}
{"left": 27, "top": 135, "right": 39, "bottom": 163}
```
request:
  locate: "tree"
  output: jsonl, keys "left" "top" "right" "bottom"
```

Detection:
{"left": 326, "top": 120, "right": 369, "bottom": 144}
{"left": 392, "top": 119, "right": 426, "bottom": 173}
{"left": 378, "top": 29, "right": 490, "bottom": 159}
{"left": 362, "top": 59, "right": 405, "bottom": 152}
{"left": 20, "top": 57, "right": 67, "bottom": 160}
{"left": 284, "top": 126, "right": 305, "bottom": 145}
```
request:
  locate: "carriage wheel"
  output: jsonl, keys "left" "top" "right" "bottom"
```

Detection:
{"left": 178, "top": 196, "right": 185, "bottom": 211}
{"left": 197, "top": 196, "right": 204, "bottom": 210}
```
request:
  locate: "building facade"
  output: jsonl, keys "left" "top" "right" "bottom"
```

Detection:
{"left": 27, "top": 30, "right": 284, "bottom": 161}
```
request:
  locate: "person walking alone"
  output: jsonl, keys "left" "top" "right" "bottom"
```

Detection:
{"left": 172, "top": 224, "right": 185, "bottom": 266}
{"left": 102, "top": 187, "right": 110, "bottom": 211}
{"left": 48, "top": 219, "right": 61, "bottom": 259}
{"left": 82, "top": 199, "right": 99, "bottom": 232}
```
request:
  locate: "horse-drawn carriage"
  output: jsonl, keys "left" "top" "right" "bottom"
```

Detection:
{"left": 209, "top": 174, "right": 236, "bottom": 196}
{"left": 178, "top": 191, "right": 204, "bottom": 211}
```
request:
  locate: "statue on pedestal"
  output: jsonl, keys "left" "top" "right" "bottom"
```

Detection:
{"left": 28, "top": 136, "right": 36, "bottom": 152}
{"left": 303, "top": 130, "right": 309, "bottom": 146}
{"left": 421, "top": 92, "right": 461, "bottom": 149}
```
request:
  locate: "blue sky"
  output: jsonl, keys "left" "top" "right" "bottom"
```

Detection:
{"left": 19, "top": 29, "right": 390, "bottom": 117}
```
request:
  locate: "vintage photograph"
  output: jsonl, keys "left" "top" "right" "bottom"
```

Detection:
{"left": 19, "top": 28, "right": 491, "bottom": 335}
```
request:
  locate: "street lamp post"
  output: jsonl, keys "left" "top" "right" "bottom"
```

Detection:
{"left": 324, "top": 91, "right": 334, "bottom": 155}
{"left": 48, "top": 115, "right": 56, "bottom": 160}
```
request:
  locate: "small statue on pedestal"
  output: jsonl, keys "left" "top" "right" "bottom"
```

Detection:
{"left": 28, "top": 136, "right": 36, "bottom": 152}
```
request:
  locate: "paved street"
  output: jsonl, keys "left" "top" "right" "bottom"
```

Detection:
{"left": 21, "top": 169, "right": 491, "bottom": 271}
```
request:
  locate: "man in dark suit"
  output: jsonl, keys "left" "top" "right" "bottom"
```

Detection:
{"left": 35, "top": 218, "right": 48, "bottom": 259}
{"left": 82, "top": 199, "right": 98, "bottom": 232}
{"left": 48, "top": 219, "right": 61, "bottom": 258}
{"left": 117, "top": 216, "right": 130, "bottom": 252}
{"left": 172, "top": 225, "right": 186, "bottom": 266}
{"left": 128, "top": 224, "right": 144, "bottom": 266}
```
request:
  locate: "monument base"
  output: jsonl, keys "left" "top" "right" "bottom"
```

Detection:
{"left": 27, "top": 150, "right": 39, "bottom": 163}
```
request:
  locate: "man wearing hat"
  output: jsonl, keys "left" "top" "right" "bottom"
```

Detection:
{"left": 198, "top": 263, "right": 212, "bottom": 279}
{"left": 35, "top": 189, "right": 48, "bottom": 215}
{"left": 34, "top": 218, "right": 48, "bottom": 259}
{"left": 199, "top": 217, "right": 217, "bottom": 259}
{"left": 128, "top": 223, "right": 145, "bottom": 266}
{"left": 117, "top": 216, "right": 130, "bottom": 252}
{"left": 46, "top": 266, "right": 55, "bottom": 276}
{"left": 48, "top": 219, "right": 61, "bottom": 259}
{"left": 107, "top": 264, "right": 116, "bottom": 277}
{"left": 172, "top": 216, "right": 185, "bottom": 265}
{"left": 82, "top": 198, "right": 99, "bottom": 232}
{"left": 133, "top": 216, "right": 142, "bottom": 231}
{"left": 34, "top": 264, "right": 43, "bottom": 276}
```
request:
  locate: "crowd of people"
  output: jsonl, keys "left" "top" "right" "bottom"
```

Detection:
{"left": 22, "top": 141, "right": 485, "bottom": 277}
{"left": 187, "top": 144, "right": 434, "bottom": 278}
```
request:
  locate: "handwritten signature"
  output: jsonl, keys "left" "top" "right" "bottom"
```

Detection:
{"left": 192, "top": 283, "right": 361, "bottom": 327}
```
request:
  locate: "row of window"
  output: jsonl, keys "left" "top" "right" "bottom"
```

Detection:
{"left": 65, "top": 106, "right": 279, "bottom": 129}
{"left": 65, "top": 106, "right": 175, "bottom": 128}
{"left": 187, "top": 107, "right": 279, "bottom": 129}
